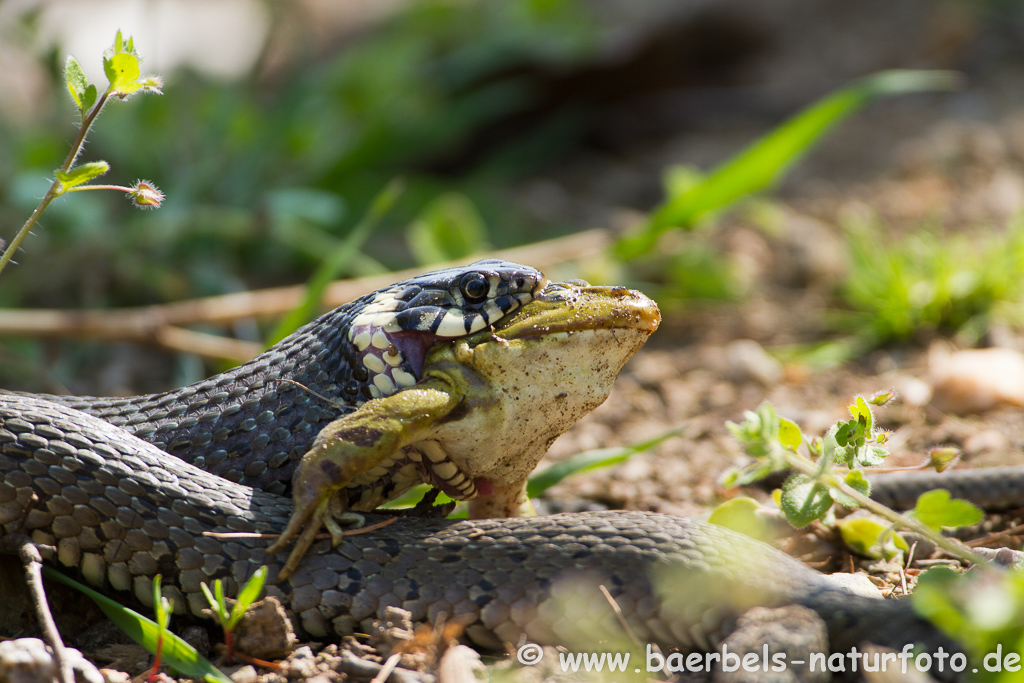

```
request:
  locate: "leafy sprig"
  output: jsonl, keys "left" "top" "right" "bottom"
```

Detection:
{"left": 0, "top": 30, "right": 163, "bottom": 276}
{"left": 200, "top": 567, "right": 268, "bottom": 664}
{"left": 719, "top": 393, "right": 986, "bottom": 564}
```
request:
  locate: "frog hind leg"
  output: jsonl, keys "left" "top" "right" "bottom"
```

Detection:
{"left": 267, "top": 380, "right": 461, "bottom": 579}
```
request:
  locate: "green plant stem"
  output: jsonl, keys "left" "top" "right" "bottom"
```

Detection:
{"left": 61, "top": 89, "right": 112, "bottom": 171}
{"left": 0, "top": 189, "right": 59, "bottom": 276}
{"left": 0, "top": 89, "right": 111, "bottom": 277}
{"left": 65, "top": 184, "right": 133, "bottom": 193}
{"left": 782, "top": 451, "right": 989, "bottom": 565}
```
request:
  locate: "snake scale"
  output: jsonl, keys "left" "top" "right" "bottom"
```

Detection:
{"left": 2, "top": 259, "right": 1016, "bottom": 672}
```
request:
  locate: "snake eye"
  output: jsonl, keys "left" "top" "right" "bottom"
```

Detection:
{"left": 460, "top": 272, "right": 489, "bottom": 303}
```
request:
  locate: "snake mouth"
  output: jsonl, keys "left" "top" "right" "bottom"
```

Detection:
{"left": 414, "top": 441, "right": 479, "bottom": 501}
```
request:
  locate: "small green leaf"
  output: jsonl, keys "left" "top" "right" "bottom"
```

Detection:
{"left": 55, "top": 161, "right": 110, "bottom": 190}
{"left": 43, "top": 568, "right": 231, "bottom": 683}
{"left": 230, "top": 567, "right": 268, "bottom": 628}
{"left": 928, "top": 447, "right": 961, "bottom": 473}
{"left": 848, "top": 395, "right": 874, "bottom": 434}
{"left": 837, "top": 517, "right": 908, "bottom": 558}
{"left": 720, "top": 458, "right": 778, "bottom": 488}
{"left": 834, "top": 421, "right": 856, "bottom": 447}
{"left": 200, "top": 583, "right": 220, "bottom": 618}
{"left": 854, "top": 444, "right": 888, "bottom": 468}
{"left": 844, "top": 469, "right": 871, "bottom": 495}
{"left": 215, "top": 580, "right": 227, "bottom": 622}
{"left": 832, "top": 469, "right": 871, "bottom": 507}
{"left": 708, "top": 497, "right": 778, "bottom": 541}
{"left": 869, "top": 387, "right": 898, "bottom": 406}
{"left": 64, "top": 56, "right": 89, "bottom": 110}
{"left": 822, "top": 427, "right": 849, "bottom": 466}
{"left": 910, "top": 567, "right": 962, "bottom": 618}
{"left": 81, "top": 84, "right": 98, "bottom": 113}
{"left": 778, "top": 418, "right": 802, "bottom": 452}
{"left": 780, "top": 473, "right": 834, "bottom": 527}
{"left": 911, "top": 489, "right": 984, "bottom": 531}
{"left": 105, "top": 52, "right": 142, "bottom": 96}
{"left": 153, "top": 575, "right": 172, "bottom": 630}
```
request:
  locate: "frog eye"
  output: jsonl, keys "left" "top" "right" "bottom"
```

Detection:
{"left": 460, "top": 272, "right": 489, "bottom": 303}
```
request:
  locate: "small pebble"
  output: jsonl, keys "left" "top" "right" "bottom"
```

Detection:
{"left": 725, "top": 339, "right": 783, "bottom": 386}
{"left": 229, "top": 664, "right": 258, "bottom": 683}
{"left": 928, "top": 345, "right": 1024, "bottom": 414}
{"left": 0, "top": 638, "right": 104, "bottom": 683}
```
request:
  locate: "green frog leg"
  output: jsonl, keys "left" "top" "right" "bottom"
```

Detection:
{"left": 266, "top": 377, "right": 463, "bottom": 579}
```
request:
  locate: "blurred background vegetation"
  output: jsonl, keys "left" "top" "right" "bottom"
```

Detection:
{"left": 2, "top": 0, "right": 1024, "bottom": 393}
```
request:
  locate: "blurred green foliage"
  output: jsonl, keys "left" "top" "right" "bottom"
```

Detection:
{"left": 615, "top": 70, "right": 961, "bottom": 259}
{"left": 615, "top": 70, "right": 961, "bottom": 313}
{"left": 835, "top": 218, "right": 1024, "bottom": 347}
{"left": 913, "top": 567, "right": 1024, "bottom": 683}
{"left": 0, "top": 0, "right": 599, "bottom": 309}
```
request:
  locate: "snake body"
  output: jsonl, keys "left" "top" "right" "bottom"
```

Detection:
{"left": 1, "top": 260, "right": 1011, "bottom": 673}
{"left": 0, "top": 393, "right": 954, "bottom": 660}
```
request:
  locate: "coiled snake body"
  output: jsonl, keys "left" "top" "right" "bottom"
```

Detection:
{"left": 0, "top": 261, "right": 990, "bottom": 669}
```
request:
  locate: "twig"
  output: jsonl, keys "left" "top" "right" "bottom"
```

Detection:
{"left": 338, "top": 651, "right": 426, "bottom": 683}
{"left": 155, "top": 326, "right": 261, "bottom": 363}
{"left": 966, "top": 523, "right": 1024, "bottom": 547}
{"left": 12, "top": 537, "right": 74, "bottom": 683}
{"left": 370, "top": 653, "right": 403, "bottom": 683}
{"left": 598, "top": 585, "right": 643, "bottom": 648}
{"left": 0, "top": 229, "right": 612, "bottom": 361}
{"left": 225, "top": 650, "right": 282, "bottom": 671}
{"left": 203, "top": 516, "right": 397, "bottom": 540}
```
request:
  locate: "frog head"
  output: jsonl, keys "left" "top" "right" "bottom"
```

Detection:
{"left": 421, "top": 280, "right": 661, "bottom": 517}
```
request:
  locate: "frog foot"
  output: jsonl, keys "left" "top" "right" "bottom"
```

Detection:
{"left": 324, "top": 503, "right": 366, "bottom": 545}
{"left": 266, "top": 495, "right": 328, "bottom": 582}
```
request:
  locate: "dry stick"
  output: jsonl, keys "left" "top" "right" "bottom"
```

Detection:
{"left": 202, "top": 516, "right": 397, "bottom": 541}
{"left": 966, "top": 522, "right": 1024, "bottom": 547}
{"left": 16, "top": 539, "right": 74, "bottom": 683}
{"left": 370, "top": 653, "right": 403, "bottom": 683}
{"left": 0, "top": 228, "right": 613, "bottom": 361}
{"left": 597, "top": 585, "right": 643, "bottom": 648}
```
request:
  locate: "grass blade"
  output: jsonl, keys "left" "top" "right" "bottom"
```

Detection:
{"left": 42, "top": 567, "right": 232, "bottom": 683}
{"left": 267, "top": 178, "right": 405, "bottom": 345}
{"left": 527, "top": 425, "right": 685, "bottom": 497}
{"left": 615, "top": 70, "right": 961, "bottom": 259}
